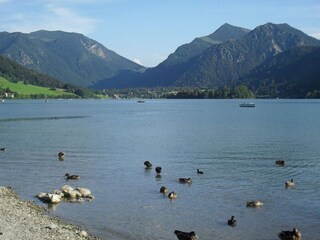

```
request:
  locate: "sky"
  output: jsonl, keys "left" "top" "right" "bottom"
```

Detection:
{"left": 0, "top": 0, "right": 319, "bottom": 67}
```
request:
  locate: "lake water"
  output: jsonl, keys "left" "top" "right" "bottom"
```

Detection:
{"left": 0, "top": 99, "right": 319, "bottom": 240}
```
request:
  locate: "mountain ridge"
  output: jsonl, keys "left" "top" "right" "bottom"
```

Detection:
{"left": 0, "top": 30, "right": 145, "bottom": 87}
{"left": 1, "top": 22, "right": 320, "bottom": 98}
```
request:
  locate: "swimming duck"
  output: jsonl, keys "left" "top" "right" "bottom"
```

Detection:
{"left": 0, "top": 147, "right": 6, "bottom": 151}
{"left": 58, "top": 152, "right": 65, "bottom": 160}
{"left": 160, "top": 186, "right": 168, "bottom": 193}
{"left": 168, "top": 191, "right": 177, "bottom": 199}
{"left": 277, "top": 228, "right": 301, "bottom": 240}
{"left": 144, "top": 161, "right": 152, "bottom": 169}
{"left": 65, "top": 173, "right": 80, "bottom": 180}
{"left": 246, "top": 200, "right": 263, "bottom": 207}
{"left": 197, "top": 169, "right": 204, "bottom": 174}
{"left": 179, "top": 178, "right": 192, "bottom": 184}
{"left": 285, "top": 179, "right": 295, "bottom": 187}
{"left": 155, "top": 166, "right": 162, "bottom": 175}
{"left": 227, "top": 216, "right": 236, "bottom": 227}
{"left": 275, "top": 160, "right": 285, "bottom": 165}
{"left": 174, "top": 230, "right": 198, "bottom": 240}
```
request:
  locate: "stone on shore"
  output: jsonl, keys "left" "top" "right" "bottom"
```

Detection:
{"left": 36, "top": 193, "right": 61, "bottom": 204}
{"left": 0, "top": 186, "right": 100, "bottom": 240}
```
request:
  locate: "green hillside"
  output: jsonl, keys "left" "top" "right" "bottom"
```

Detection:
{"left": 0, "top": 54, "right": 102, "bottom": 98}
{"left": 0, "top": 77, "right": 76, "bottom": 98}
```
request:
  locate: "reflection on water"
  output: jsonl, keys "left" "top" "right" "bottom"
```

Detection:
{"left": 0, "top": 99, "right": 320, "bottom": 240}
{"left": 0, "top": 115, "right": 87, "bottom": 122}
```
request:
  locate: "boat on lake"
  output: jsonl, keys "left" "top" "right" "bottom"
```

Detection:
{"left": 239, "top": 102, "right": 255, "bottom": 107}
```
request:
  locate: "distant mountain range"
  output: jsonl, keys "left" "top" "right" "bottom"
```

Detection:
{"left": 0, "top": 30, "right": 144, "bottom": 87}
{"left": 95, "top": 23, "right": 320, "bottom": 90}
{"left": 1, "top": 23, "right": 320, "bottom": 98}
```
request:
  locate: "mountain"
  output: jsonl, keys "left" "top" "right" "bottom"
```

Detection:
{"left": 240, "top": 46, "right": 320, "bottom": 98}
{"left": 94, "top": 23, "right": 250, "bottom": 89}
{"left": 95, "top": 23, "right": 320, "bottom": 89}
{"left": 0, "top": 54, "right": 97, "bottom": 98}
{"left": 172, "top": 23, "right": 320, "bottom": 88}
{"left": 0, "top": 30, "right": 145, "bottom": 87}
{"left": 163, "top": 23, "right": 250, "bottom": 66}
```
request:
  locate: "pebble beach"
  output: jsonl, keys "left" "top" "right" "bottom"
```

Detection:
{"left": 0, "top": 186, "right": 100, "bottom": 240}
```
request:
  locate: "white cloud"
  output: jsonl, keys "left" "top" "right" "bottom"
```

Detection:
{"left": 43, "top": 4, "right": 97, "bottom": 33}
{"left": 1, "top": 2, "right": 98, "bottom": 34}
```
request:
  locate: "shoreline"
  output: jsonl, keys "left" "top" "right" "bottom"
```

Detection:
{"left": 0, "top": 186, "right": 101, "bottom": 240}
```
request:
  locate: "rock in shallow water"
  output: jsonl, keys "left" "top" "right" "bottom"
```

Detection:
{"left": 76, "top": 188, "right": 91, "bottom": 197}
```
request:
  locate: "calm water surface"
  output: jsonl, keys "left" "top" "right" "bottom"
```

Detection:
{"left": 0, "top": 99, "right": 319, "bottom": 240}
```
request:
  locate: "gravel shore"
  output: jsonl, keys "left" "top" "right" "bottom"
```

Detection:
{"left": 0, "top": 186, "right": 101, "bottom": 240}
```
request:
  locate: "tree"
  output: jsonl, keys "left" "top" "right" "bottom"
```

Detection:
{"left": 234, "top": 85, "right": 255, "bottom": 98}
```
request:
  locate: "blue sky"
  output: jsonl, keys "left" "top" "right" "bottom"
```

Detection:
{"left": 0, "top": 0, "right": 319, "bottom": 67}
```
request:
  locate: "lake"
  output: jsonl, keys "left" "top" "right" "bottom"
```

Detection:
{"left": 0, "top": 99, "right": 319, "bottom": 240}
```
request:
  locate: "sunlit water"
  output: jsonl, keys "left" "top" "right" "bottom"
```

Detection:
{"left": 0, "top": 99, "right": 319, "bottom": 240}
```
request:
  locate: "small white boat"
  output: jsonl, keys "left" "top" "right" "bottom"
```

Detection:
{"left": 239, "top": 102, "right": 255, "bottom": 107}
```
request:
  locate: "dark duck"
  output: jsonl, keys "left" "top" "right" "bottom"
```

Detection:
{"left": 144, "top": 161, "right": 152, "bottom": 169}
{"left": 277, "top": 228, "right": 301, "bottom": 240}
{"left": 174, "top": 230, "right": 198, "bottom": 240}
{"left": 227, "top": 216, "right": 236, "bottom": 227}
{"left": 65, "top": 173, "right": 80, "bottom": 180}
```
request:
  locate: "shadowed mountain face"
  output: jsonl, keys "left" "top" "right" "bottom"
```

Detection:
{"left": 0, "top": 30, "right": 145, "bottom": 87}
{"left": 240, "top": 46, "right": 320, "bottom": 98}
{"left": 95, "top": 23, "right": 320, "bottom": 89}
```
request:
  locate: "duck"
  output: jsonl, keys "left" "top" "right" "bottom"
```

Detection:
{"left": 277, "top": 228, "right": 301, "bottom": 240}
{"left": 65, "top": 173, "right": 80, "bottom": 180}
{"left": 227, "top": 216, "right": 236, "bottom": 227}
{"left": 155, "top": 166, "right": 162, "bottom": 175}
{"left": 0, "top": 147, "right": 6, "bottom": 151}
{"left": 285, "top": 179, "right": 295, "bottom": 187}
{"left": 174, "top": 230, "right": 198, "bottom": 240}
{"left": 144, "top": 161, "right": 152, "bottom": 169}
{"left": 179, "top": 178, "right": 192, "bottom": 184}
{"left": 58, "top": 152, "right": 65, "bottom": 160}
{"left": 160, "top": 186, "right": 168, "bottom": 193}
{"left": 246, "top": 200, "right": 263, "bottom": 207}
{"left": 197, "top": 169, "right": 203, "bottom": 174}
{"left": 275, "top": 160, "right": 285, "bottom": 165}
{"left": 168, "top": 191, "right": 177, "bottom": 199}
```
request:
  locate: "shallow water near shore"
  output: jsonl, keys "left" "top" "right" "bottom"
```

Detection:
{"left": 0, "top": 99, "right": 319, "bottom": 239}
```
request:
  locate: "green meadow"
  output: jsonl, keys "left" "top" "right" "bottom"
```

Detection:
{"left": 0, "top": 77, "right": 76, "bottom": 98}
